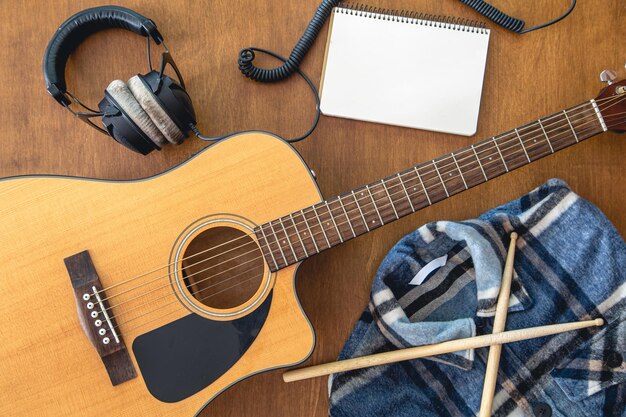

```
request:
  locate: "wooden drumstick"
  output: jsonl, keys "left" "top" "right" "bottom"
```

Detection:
{"left": 479, "top": 232, "right": 517, "bottom": 417}
{"left": 282, "top": 318, "right": 603, "bottom": 383}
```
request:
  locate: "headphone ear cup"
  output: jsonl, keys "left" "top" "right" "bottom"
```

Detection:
{"left": 141, "top": 71, "right": 196, "bottom": 137}
{"left": 127, "top": 75, "right": 185, "bottom": 144}
{"left": 105, "top": 80, "right": 168, "bottom": 147}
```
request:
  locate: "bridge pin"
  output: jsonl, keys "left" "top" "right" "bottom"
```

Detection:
{"left": 95, "top": 320, "right": 102, "bottom": 327}
{"left": 82, "top": 293, "right": 90, "bottom": 301}
{"left": 102, "top": 337, "right": 110, "bottom": 345}
{"left": 98, "top": 328, "right": 106, "bottom": 336}
{"left": 90, "top": 311, "right": 98, "bottom": 318}
{"left": 86, "top": 302, "right": 94, "bottom": 309}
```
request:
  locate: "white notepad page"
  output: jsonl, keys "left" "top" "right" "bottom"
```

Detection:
{"left": 320, "top": 8, "right": 491, "bottom": 136}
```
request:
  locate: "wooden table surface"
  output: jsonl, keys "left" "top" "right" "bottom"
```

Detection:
{"left": 1, "top": 1, "right": 624, "bottom": 416}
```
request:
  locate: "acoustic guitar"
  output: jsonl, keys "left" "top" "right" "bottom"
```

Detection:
{"left": 1, "top": 77, "right": 624, "bottom": 416}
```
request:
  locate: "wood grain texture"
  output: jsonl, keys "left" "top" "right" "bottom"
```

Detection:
{"left": 281, "top": 318, "right": 604, "bottom": 382}
{"left": 0, "top": 133, "right": 319, "bottom": 416}
{"left": 0, "top": 1, "right": 624, "bottom": 416}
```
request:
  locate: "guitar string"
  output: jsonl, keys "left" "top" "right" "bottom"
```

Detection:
{"left": 92, "top": 95, "right": 622, "bottom": 299}
{"left": 93, "top": 98, "right": 624, "bottom": 311}
{"left": 117, "top": 264, "right": 266, "bottom": 334}
{"left": 91, "top": 95, "right": 623, "bottom": 302}
{"left": 107, "top": 250, "right": 263, "bottom": 312}
{"left": 112, "top": 263, "right": 266, "bottom": 325}
{"left": 99, "top": 105, "right": 626, "bottom": 321}
{"left": 107, "top": 113, "right": 626, "bottom": 332}
{"left": 96, "top": 102, "right": 614, "bottom": 311}
{"left": 101, "top": 111, "right": 625, "bottom": 326}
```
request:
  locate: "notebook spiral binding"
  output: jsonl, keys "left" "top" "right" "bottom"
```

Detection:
{"left": 338, "top": 3, "right": 488, "bottom": 34}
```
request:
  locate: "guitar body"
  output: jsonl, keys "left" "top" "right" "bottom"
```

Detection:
{"left": 0, "top": 132, "right": 320, "bottom": 416}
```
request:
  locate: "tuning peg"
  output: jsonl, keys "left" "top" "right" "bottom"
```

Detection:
{"left": 600, "top": 69, "right": 617, "bottom": 85}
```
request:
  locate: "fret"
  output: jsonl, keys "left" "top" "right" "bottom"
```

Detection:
{"left": 279, "top": 219, "right": 298, "bottom": 261}
{"left": 323, "top": 201, "right": 343, "bottom": 243}
{"left": 383, "top": 174, "right": 414, "bottom": 216}
{"left": 471, "top": 145, "right": 488, "bottom": 182}
{"left": 339, "top": 192, "right": 368, "bottom": 235}
{"left": 300, "top": 209, "right": 321, "bottom": 253}
{"left": 401, "top": 169, "right": 430, "bottom": 210}
{"left": 351, "top": 190, "right": 370, "bottom": 232}
{"left": 268, "top": 221, "right": 289, "bottom": 265}
{"left": 397, "top": 172, "right": 416, "bottom": 212}
{"left": 289, "top": 213, "right": 309, "bottom": 258}
{"left": 432, "top": 159, "right": 449, "bottom": 197}
{"left": 515, "top": 128, "right": 531, "bottom": 163}
{"left": 365, "top": 185, "right": 385, "bottom": 225}
{"left": 519, "top": 122, "right": 552, "bottom": 160}
{"left": 311, "top": 205, "right": 332, "bottom": 248}
{"left": 434, "top": 156, "right": 466, "bottom": 195}
{"left": 414, "top": 167, "right": 432, "bottom": 205}
{"left": 292, "top": 210, "right": 317, "bottom": 255}
{"left": 336, "top": 196, "right": 357, "bottom": 237}
{"left": 537, "top": 119, "right": 555, "bottom": 153}
{"left": 563, "top": 109, "right": 579, "bottom": 142}
{"left": 451, "top": 152, "right": 468, "bottom": 189}
{"left": 416, "top": 165, "right": 445, "bottom": 203}
{"left": 380, "top": 180, "right": 399, "bottom": 219}
{"left": 258, "top": 100, "right": 607, "bottom": 271}
{"left": 492, "top": 137, "right": 509, "bottom": 172}
{"left": 327, "top": 197, "right": 354, "bottom": 240}
{"left": 453, "top": 148, "right": 482, "bottom": 187}
{"left": 255, "top": 229, "right": 276, "bottom": 270}
{"left": 590, "top": 99, "right": 608, "bottom": 131}
{"left": 473, "top": 141, "right": 508, "bottom": 180}
{"left": 258, "top": 224, "right": 280, "bottom": 269}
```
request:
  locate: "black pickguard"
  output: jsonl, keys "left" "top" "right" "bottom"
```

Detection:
{"left": 132, "top": 292, "right": 272, "bottom": 403}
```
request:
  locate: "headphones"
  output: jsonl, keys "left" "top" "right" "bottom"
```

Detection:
{"left": 43, "top": 6, "right": 196, "bottom": 155}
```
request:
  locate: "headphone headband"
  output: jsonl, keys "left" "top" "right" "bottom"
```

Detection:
{"left": 43, "top": 6, "right": 163, "bottom": 105}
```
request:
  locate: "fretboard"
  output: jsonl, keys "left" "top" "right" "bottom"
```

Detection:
{"left": 256, "top": 100, "right": 607, "bottom": 271}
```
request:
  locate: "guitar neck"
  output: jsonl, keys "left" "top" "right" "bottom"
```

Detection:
{"left": 256, "top": 100, "right": 608, "bottom": 271}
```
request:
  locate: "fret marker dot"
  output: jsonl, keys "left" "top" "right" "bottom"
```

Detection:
{"left": 372, "top": 220, "right": 376, "bottom": 224}
{"left": 534, "top": 139, "right": 537, "bottom": 142}
{"left": 413, "top": 187, "right": 417, "bottom": 191}
{"left": 282, "top": 240, "right": 286, "bottom": 244}
{"left": 489, "top": 157, "right": 492, "bottom": 160}
{"left": 449, "top": 173, "right": 453, "bottom": 176}
{"left": 327, "top": 222, "right": 330, "bottom": 226}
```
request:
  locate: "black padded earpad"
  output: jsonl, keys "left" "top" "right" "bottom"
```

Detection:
{"left": 142, "top": 71, "right": 197, "bottom": 136}
{"left": 98, "top": 90, "right": 161, "bottom": 156}
{"left": 127, "top": 75, "right": 185, "bottom": 144}
{"left": 106, "top": 80, "right": 168, "bottom": 147}
{"left": 43, "top": 6, "right": 163, "bottom": 104}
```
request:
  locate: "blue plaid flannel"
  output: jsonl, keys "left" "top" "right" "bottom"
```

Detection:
{"left": 329, "top": 179, "right": 626, "bottom": 417}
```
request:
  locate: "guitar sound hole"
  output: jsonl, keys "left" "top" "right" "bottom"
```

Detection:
{"left": 181, "top": 226, "right": 265, "bottom": 310}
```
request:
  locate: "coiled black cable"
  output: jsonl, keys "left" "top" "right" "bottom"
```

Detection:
{"left": 192, "top": 47, "right": 320, "bottom": 143}
{"left": 459, "top": 0, "right": 576, "bottom": 34}
{"left": 192, "top": 1, "right": 340, "bottom": 143}
{"left": 194, "top": 0, "right": 578, "bottom": 144}
{"left": 238, "top": 0, "right": 342, "bottom": 82}
{"left": 458, "top": 0, "right": 524, "bottom": 32}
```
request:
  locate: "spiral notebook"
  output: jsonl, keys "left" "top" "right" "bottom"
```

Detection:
{"left": 320, "top": 5, "right": 491, "bottom": 136}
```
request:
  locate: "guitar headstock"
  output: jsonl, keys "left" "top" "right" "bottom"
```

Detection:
{"left": 595, "top": 68, "right": 626, "bottom": 133}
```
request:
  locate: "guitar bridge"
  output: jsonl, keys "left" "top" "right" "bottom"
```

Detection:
{"left": 64, "top": 250, "right": 136, "bottom": 386}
